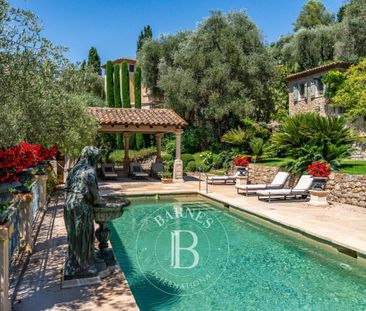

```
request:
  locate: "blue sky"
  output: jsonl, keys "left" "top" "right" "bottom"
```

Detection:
{"left": 10, "top": 0, "right": 345, "bottom": 64}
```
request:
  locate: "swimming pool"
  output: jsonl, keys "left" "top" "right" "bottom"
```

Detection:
{"left": 109, "top": 195, "right": 366, "bottom": 311}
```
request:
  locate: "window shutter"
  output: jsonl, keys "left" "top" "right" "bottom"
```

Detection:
{"left": 293, "top": 85, "right": 298, "bottom": 102}
{"left": 311, "top": 81, "right": 316, "bottom": 97}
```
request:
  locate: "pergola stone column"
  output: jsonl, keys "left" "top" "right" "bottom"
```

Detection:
{"left": 156, "top": 133, "right": 163, "bottom": 163}
{"left": 123, "top": 132, "right": 130, "bottom": 172}
{"left": 173, "top": 129, "right": 184, "bottom": 183}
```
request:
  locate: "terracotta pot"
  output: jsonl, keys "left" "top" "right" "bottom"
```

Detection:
{"left": 18, "top": 192, "right": 33, "bottom": 203}
{"left": 161, "top": 178, "right": 173, "bottom": 184}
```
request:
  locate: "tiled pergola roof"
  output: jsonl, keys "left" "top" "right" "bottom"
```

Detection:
{"left": 88, "top": 107, "right": 187, "bottom": 133}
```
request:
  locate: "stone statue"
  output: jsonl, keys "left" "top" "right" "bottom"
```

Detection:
{"left": 64, "top": 146, "right": 100, "bottom": 278}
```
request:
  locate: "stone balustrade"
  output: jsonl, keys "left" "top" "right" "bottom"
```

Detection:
{"left": 0, "top": 174, "right": 48, "bottom": 311}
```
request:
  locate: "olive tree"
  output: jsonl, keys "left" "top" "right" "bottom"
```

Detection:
{"left": 0, "top": 1, "right": 98, "bottom": 156}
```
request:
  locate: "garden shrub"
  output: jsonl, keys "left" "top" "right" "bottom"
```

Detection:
{"left": 108, "top": 147, "right": 157, "bottom": 163}
{"left": 272, "top": 113, "right": 354, "bottom": 174}
{"left": 181, "top": 154, "right": 195, "bottom": 168}
{"left": 186, "top": 161, "right": 197, "bottom": 172}
{"left": 162, "top": 152, "right": 173, "bottom": 162}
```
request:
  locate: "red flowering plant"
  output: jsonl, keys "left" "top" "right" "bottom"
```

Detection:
{"left": 0, "top": 143, "right": 58, "bottom": 183}
{"left": 307, "top": 161, "right": 331, "bottom": 178}
{"left": 233, "top": 156, "right": 250, "bottom": 167}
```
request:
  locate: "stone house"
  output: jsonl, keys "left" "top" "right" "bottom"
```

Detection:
{"left": 286, "top": 62, "right": 351, "bottom": 117}
{"left": 102, "top": 57, "right": 162, "bottom": 109}
{"left": 286, "top": 62, "right": 366, "bottom": 159}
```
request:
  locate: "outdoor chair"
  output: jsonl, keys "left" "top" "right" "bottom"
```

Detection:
{"left": 151, "top": 162, "right": 164, "bottom": 178}
{"left": 257, "top": 175, "right": 313, "bottom": 203}
{"left": 236, "top": 172, "right": 290, "bottom": 196}
{"left": 129, "top": 162, "right": 149, "bottom": 179}
{"left": 101, "top": 163, "right": 118, "bottom": 180}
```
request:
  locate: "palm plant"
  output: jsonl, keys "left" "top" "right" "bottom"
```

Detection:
{"left": 221, "top": 127, "right": 245, "bottom": 146}
{"left": 272, "top": 113, "right": 354, "bottom": 174}
{"left": 249, "top": 137, "right": 266, "bottom": 162}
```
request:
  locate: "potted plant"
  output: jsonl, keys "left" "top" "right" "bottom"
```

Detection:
{"left": 159, "top": 169, "right": 173, "bottom": 184}
{"left": 308, "top": 161, "right": 331, "bottom": 190}
{"left": 232, "top": 156, "right": 250, "bottom": 176}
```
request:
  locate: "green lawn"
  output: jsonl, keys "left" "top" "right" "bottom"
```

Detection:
{"left": 339, "top": 160, "right": 366, "bottom": 175}
{"left": 255, "top": 157, "right": 293, "bottom": 167}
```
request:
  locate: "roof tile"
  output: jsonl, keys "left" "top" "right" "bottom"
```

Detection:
{"left": 88, "top": 107, "right": 187, "bottom": 127}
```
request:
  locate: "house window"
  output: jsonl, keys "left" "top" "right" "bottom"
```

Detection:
{"left": 315, "top": 78, "right": 324, "bottom": 95}
{"left": 299, "top": 83, "right": 305, "bottom": 99}
{"left": 129, "top": 64, "right": 135, "bottom": 72}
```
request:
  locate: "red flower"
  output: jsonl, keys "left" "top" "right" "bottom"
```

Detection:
{"left": 308, "top": 161, "right": 331, "bottom": 177}
{"left": 0, "top": 142, "right": 59, "bottom": 183}
{"left": 233, "top": 156, "right": 250, "bottom": 167}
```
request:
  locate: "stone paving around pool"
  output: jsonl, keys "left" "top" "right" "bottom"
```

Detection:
{"left": 11, "top": 176, "right": 366, "bottom": 310}
{"left": 11, "top": 190, "right": 138, "bottom": 311}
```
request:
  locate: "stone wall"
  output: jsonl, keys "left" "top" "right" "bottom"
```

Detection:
{"left": 247, "top": 164, "right": 280, "bottom": 184}
{"left": 245, "top": 164, "right": 366, "bottom": 208}
{"left": 326, "top": 173, "right": 366, "bottom": 208}
{"left": 289, "top": 96, "right": 328, "bottom": 116}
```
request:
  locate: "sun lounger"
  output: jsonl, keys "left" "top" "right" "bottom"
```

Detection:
{"left": 101, "top": 163, "right": 118, "bottom": 180}
{"left": 257, "top": 175, "right": 313, "bottom": 202}
{"left": 207, "top": 170, "right": 244, "bottom": 185}
{"left": 236, "top": 172, "right": 290, "bottom": 195}
{"left": 129, "top": 162, "right": 149, "bottom": 179}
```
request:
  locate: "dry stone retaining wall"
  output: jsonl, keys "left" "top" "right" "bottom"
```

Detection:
{"left": 326, "top": 173, "right": 366, "bottom": 208}
{"left": 246, "top": 164, "right": 366, "bottom": 208}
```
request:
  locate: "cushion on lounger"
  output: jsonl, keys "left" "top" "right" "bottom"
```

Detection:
{"left": 236, "top": 184, "right": 267, "bottom": 190}
{"left": 256, "top": 189, "right": 293, "bottom": 195}
{"left": 270, "top": 172, "right": 290, "bottom": 187}
{"left": 293, "top": 175, "right": 313, "bottom": 191}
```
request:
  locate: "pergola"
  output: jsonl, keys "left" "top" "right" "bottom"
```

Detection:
{"left": 88, "top": 107, "right": 187, "bottom": 182}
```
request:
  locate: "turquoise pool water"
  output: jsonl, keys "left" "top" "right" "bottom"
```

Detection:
{"left": 110, "top": 196, "right": 366, "bottom": 311}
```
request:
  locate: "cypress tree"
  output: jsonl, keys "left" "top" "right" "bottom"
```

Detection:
{"left": 113, "top": 65, "right": 122, "bottom": 108}
{"left": 80, "top": 60, "right": 86, "bottom": 70}
{"left": 87, "top": 47, "right": 102, "bottom": 75}
{"left": 137, "top": 25, "right": 153, "bottom": 52}
{"left": 134, "top": 67, "right": 144, "bottom": 149}
{"left": 106, "top": 61, "right": 114, "bottom": 107}
{"left": 121, "top": 62, "right": 131, "bottom": 108}
{"left": 114, "top": 65, "right": 123, "bottom": 149}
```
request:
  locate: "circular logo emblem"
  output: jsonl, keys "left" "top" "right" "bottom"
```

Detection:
{"left": 135, "top": 203, "right": 230, "bottom": 296}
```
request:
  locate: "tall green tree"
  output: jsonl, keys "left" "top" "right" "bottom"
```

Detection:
{"left": 138, "top": 32, "right": 190, "bottom": 97}
{"left": 87, "top": 47, "right": 102, "bottom": 75}
{"left": 137, "top": 25, "right": 153, "bottom": 52}
{"left": 121, "top": 62, "right": 130, "bottom": 108}
{"left": 294, "top": 0, "right": 334, "bottom": 31}
{"left": 325, "top": 58, "right": 366, "bottom": 119}
{"left": 113, "top": 65, "right": 122, "bottom": 107}
{"left": 335, "top": 0, "right": 366, "bottom": 62}
{"left": 157, "top": 11, "right": 276, "bottom": 140}
{"left": 0, "top": 0, "right": 97, "bottom": 155}
{"left": 134, "top": 67, "right": 144, "bottom": 149}
{"left": 105, "top": 61, "right": 114, "bottom": 107}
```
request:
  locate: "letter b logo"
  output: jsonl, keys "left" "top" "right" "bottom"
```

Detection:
{"left": 170, "top": 230, "right": 199, "bottom": 269}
